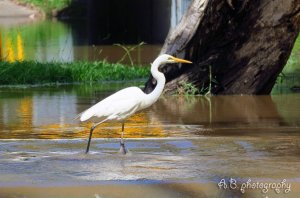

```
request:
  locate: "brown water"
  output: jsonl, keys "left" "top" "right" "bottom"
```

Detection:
{"left": 0, "top": 83, "right": 300, "bottom": 197}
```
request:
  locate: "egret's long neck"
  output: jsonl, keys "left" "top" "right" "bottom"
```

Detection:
{"left": 145, "top": 59, "right": 166, "bottom": 106}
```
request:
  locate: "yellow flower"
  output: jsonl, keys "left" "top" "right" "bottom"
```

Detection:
{"left": 0, "top": 33, "right": 3, "bottom": 60}
{"left": 6, "top": 36, "right": 15, "bottom": 62}
{"left": 16, "top": 33, "right": 24, "bottom": 61}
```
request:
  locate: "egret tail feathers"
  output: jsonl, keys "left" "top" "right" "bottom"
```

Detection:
{"left": 79, "top": 109, "right": 95, "bottom": 122}
{"left": 73, "top": 111, "right": 85, "bottom": 121}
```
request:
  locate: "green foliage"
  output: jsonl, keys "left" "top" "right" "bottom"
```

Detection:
{"left": 176, "top": 65, "right": 218, "bottom": 96}
{"left": 114, "top": 42, "right": 146, "bottom": 66}
{"left": 18, "top": 0, "right": 71, "bottom": 15}
{"left": 0, "top": 61, "right": 149, "bottom": 85}
{"left": 275, "top": 72, "right": 286, "bottom": 84}
{"left": 283, "top": 36, "right": 300, "bottom": 74}
{"left": 177, "top": 81, "right": 199, "bottom": 96}
{"left": 273, "top": 36, "right": 300, "bottom": 93}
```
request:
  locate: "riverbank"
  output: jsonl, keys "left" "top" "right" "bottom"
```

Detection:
{"left": 1, "top": 182, "right": 298, "bottom": 198}
{"left": 14, "top": 0, "right": 84, "bottom": 18}
{"left": 13, "top": 0, "right": 68, "bottom": 17}
{"left": 0, "top": 61, "right": 149, "bottom": 85}
{"left": 0, "top": 0, "right": 41, "bottom": 27}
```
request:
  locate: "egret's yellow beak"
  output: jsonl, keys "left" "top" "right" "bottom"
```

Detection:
{"left": 171, "top": 56, "right": 192, "bottom": 64}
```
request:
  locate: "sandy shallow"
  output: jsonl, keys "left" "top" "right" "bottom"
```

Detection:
{"left": 0, "top": 0, "right": 40, "bottom": 27}
{"left": 1, "top": 182, "right": 300, "bottom": 198}
{"left": 1, "top": 138, "right": 300, "bottom": 197}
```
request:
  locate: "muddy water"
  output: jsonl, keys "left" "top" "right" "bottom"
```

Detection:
{"left": 0, "top": 83, "right": 300, "bottom": 197}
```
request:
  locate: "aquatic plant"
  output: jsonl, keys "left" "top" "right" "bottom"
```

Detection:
{"left": 114, "top": 42, "right": 146, "bottom": 66}
{"left": 176, "top": 65, "right": 218, "bottom": 96}
{"left": 0, "top": 61, "right": 149, "bottom": 85}
{"left": 177, "top": 80, "right": 199, "bottom": 96}
{"left": 205, "top": 65, "right": 212, "bottom": 96}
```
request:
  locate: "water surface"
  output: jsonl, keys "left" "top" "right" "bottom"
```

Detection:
{"left": 0, "top": 84, "right": 299, "bottom": 198}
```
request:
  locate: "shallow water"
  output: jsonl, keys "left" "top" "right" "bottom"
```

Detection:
{"left": 0, "top": 84, "right": 300, "bottom": 197}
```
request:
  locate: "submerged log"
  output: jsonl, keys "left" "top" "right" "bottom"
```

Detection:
{"left": 144, "top": 0, "right": 300, "bottom": 95}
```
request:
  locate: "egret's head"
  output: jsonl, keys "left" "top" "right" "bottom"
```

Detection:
{"left": 158, "top": 54, "right": 192, "bottom": 65}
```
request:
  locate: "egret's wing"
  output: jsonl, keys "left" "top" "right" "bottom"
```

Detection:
{"left": 78, "top": 87, "right": 145, "bottom": 122}
{"left": 98, "top": 96, "right": 142, "bottom": 121}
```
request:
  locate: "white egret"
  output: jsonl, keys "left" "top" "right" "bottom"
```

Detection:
{"left": 78, "top": 54, "right": 192, "bottom": 154}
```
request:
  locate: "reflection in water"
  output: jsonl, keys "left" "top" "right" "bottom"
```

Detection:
{"left": 18, "top": 97, "right": 32, "bottom": 129}
{"left": 0, "top": 84, "right": 299, "bottom": 139}
{"left": 153, "top": 95, "right": 286, "bottom": 128}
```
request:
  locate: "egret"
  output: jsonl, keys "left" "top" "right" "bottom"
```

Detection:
{"left": 78, "top": 54, "right": 192, "bottom": 154}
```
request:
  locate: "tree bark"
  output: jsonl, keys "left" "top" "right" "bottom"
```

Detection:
{"left": 144, "top": 0, "right": 300, "bottom": 95}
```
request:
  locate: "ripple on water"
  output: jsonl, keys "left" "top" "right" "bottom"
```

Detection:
{"left": 0, "top": 136, "right": 300, "bottom": 186}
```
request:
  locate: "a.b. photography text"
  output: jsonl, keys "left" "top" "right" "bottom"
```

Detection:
{"left": 218, "top": 178, "right": 291, "bottom": 194}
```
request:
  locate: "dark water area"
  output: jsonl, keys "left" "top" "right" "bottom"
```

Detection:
{"left": 0, "top": 83, "right": 299, "bottom": 198}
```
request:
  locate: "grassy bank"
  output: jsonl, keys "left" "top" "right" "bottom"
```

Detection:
{"left": 0, "top": 61, "right": 149, "bottom": 85}
{"left": 16, "top": 0, "right": 71, "bottom": 16}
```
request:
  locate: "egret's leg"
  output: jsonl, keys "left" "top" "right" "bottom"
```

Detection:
{"left": 86, "top": 125, "right": 95, "bottom": 153}
{"left": 119, "top": 123, "right": 127, "bottom": 154}
{"left": 85, "top": 119, "right": 108, "bottom": 154}
{"left": 120, "top": 123, "right": 125, "bottom": 145}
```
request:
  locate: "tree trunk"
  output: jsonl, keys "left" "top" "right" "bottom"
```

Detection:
{"left": 144, "top": 0, "right": 300, "bottom": 95}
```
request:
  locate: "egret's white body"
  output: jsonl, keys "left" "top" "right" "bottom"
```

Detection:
{"left": 79, "top": 54, "right": 192, "bottom": 153}
{"left": 80, "top": 87, "right": 146, "bottom": 122}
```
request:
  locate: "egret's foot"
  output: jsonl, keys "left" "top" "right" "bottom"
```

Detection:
{"left": 119, "top": 142, "right": 127, "bottom": 155}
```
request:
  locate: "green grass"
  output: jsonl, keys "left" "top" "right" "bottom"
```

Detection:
{"left": 0, "top": 61, "right": 149, "bottom": 85}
